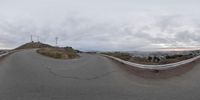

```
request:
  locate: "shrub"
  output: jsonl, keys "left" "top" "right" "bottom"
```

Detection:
{"left": 37, "top": 47, "right": 79, "bottom": 59}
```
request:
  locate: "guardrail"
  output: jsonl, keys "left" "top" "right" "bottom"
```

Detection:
{"left": 103, "top": 54, "right": 200, "bottom": 70}
{"left": 0, "top": 49, "right": 38, "bottom": 58}
{"left": 0, "top": 51, "right": 10, "bottom": 58}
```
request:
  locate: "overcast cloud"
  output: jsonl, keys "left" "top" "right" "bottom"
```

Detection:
{"left": 0, "top": 0, "right": 200, "bottom": 51}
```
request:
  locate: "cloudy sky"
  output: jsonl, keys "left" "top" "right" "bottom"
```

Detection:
{"left": 0, "top": 0, "right": 200, "bottom": 51}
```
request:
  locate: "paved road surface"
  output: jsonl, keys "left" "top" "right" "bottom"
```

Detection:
{"left": 0, "top": 49, "right": 200, "bottom": 100}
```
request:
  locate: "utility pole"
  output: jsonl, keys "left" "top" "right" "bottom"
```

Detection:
{"left": 37, "top": 36, "right": 40, "bottom": 43}
{"left": 31, "top": 35, "right": 33, "bottom": 42}
{"left": 55, "top": 37, "right": 58, "bottom": 47}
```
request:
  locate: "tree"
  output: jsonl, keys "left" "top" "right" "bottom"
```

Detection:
{"left": 148, "top": 56, "right": 152, "bottom": 61}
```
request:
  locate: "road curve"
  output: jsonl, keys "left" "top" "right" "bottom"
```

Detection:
{"left": 0, "top": 49, "right": 200, "bottom": 100}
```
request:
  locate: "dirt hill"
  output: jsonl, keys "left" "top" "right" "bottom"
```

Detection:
{"left": 15, "top": 42, "right": 53, "bottom": 50}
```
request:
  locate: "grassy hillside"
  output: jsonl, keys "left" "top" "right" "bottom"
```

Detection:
{"left": 15, "top": 42, "right": 53, "bottom": 50}
{"left": 37, "top": 47, "right": 79, "bottom": 59}
{"left": 15, "top": 42, "right": 79, "bottom": 59}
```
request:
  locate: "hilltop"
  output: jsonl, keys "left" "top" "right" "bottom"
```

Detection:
{"left": 15, "top": 42, "right": 79, "bottom": 59}
{"left": 15, "top": 42, "right": 53, "bottom": 50}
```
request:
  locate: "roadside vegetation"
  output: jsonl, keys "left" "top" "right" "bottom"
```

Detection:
{"left": 37, "top": 47, "right": 79, "bottom": 59}
{"left": 15, "top": 42, "right": 52, "bottom": 50}
{"left": 103, "top": 50, "right": 200, "bottom": 65}
{"left": 129, "top": 54, "right": 195, "bottom": 65}
{"left": 15, "top": 41, "right": 80, "bottom": 59}
{"left": 103, "top": 52, "right": 132, "bottom": 61}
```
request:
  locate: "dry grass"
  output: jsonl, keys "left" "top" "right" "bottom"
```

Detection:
{"left": 103, "top": 52, "right": 132, "bottom": 61}
{"left": 15, "top": 42, "right": 53, "bottom": 50}
{"left": 37, "top": 47, "right": 79, "bottom": 59}
{"left": 104, "top": 52, "right": 195, "bottom": 65}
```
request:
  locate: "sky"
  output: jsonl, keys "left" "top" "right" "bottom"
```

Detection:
{"left": 0, "top": 0, "right": 200, "bottom": 51}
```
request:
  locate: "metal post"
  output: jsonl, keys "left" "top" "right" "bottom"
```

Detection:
{"left": 37, "top": 36, "right": 39, "bottom": 42}
{"left": 31, "top": 35, "right": 33, "bottom": 42}
{"left": 55, "top": 37, "right": 58, "bottom": 47}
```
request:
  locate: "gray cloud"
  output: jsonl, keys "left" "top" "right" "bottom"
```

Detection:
{"left": 0, "top": 0, "right": 200, "bottom": 51}
{"left": 0, "top": 14, "right": 200, "bottom": 51}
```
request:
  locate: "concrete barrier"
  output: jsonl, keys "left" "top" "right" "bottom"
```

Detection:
{"left": 103, "top": 54, "right": 200, "bottom": 70}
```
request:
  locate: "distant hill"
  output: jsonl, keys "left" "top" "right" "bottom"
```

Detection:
{"left": 15, "top": 42, "right": 53, "bottom": 50}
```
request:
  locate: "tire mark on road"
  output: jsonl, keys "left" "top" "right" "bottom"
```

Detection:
{"left": 46, "top": 66, "right": 117, "bottom": 80}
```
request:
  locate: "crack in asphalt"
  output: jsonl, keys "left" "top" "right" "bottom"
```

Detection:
{"left": 46, "top": 66, "right": 117, "bottom": 80}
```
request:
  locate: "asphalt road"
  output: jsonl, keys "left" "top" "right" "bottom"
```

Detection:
{"left": 0, "top": 49, "right": 200, "bottom": 100}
